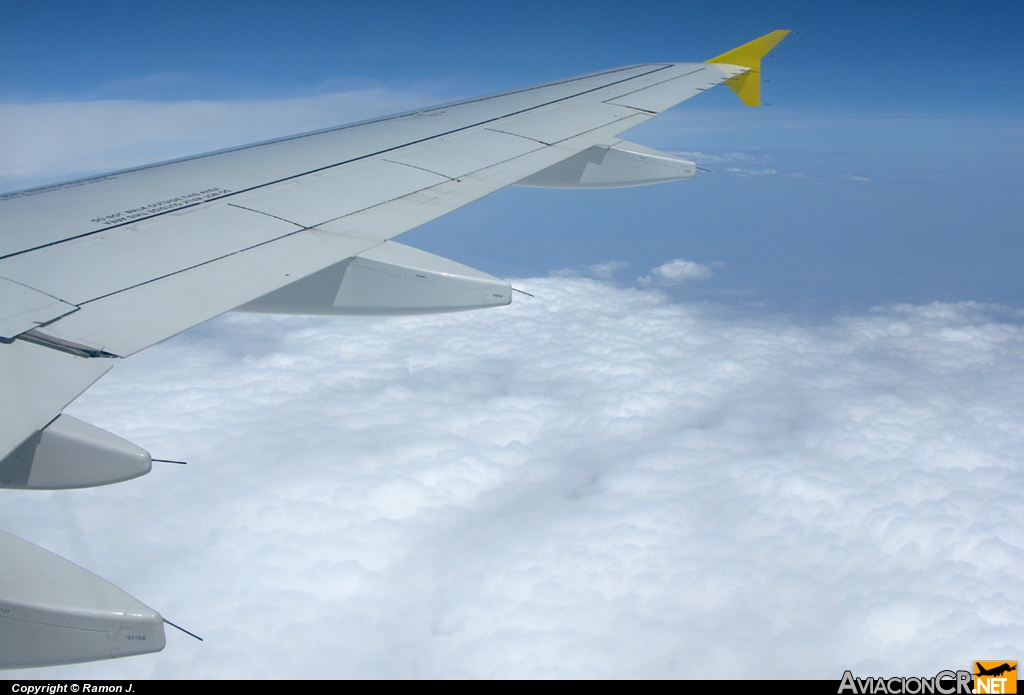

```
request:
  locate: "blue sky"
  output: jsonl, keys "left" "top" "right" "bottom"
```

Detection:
{"left": 2, "top": 0, "right": 1021, "bottom": 114}
{"left": 2, "top": 0, "right": 1021, "bottom": 313}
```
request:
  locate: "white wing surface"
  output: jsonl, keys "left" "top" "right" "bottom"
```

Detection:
{"left": 0, "top": 31, "right": 789, "bottom": 668}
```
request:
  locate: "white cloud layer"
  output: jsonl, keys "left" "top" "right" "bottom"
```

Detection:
{"left": 638, "top": 258, "right": 715, "bottom": 285}
{"left": 725, "top": 167, "right": 779, "bottom": 177}
{"left": 2, "top": 278, "right": 1022, "bottom": 678}
{"left": 587, "top": 260, "right": 630, "bottom": 280}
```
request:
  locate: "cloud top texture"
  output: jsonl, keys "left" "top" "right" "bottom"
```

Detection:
{"left": 2, "top": 278, "right": 1020, "bottom": 678}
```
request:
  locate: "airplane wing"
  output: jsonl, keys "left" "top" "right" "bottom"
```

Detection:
{"left": 0, "top": 31, "right": 788, "bottom": 668}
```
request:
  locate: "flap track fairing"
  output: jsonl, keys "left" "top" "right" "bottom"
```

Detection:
{"left": 514, "top": 141, "right": 696, "bottom": 189}
{"left": 0, "top": 414, "right": 151, "bottom": 490}
{"left": 0, "top": 529, "right": 165, "bottom": 668}
{"left": 238, "top": 241, "right": 511, "bottom": 316}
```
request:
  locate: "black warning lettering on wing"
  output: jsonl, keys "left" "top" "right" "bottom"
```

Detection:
{"left": 90, "top": 187, "right": 232, "bottom": 226}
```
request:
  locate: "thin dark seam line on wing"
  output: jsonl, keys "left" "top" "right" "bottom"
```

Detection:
{"left": 224, "top": 204, "right": 307, "bottom": 227}
{"left": 378, "top": 160, "right": 460, "bottom": 181}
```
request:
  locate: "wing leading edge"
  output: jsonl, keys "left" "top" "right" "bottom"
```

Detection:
{"left": 0, "top": 31, "right": 789, "bottom": 669}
